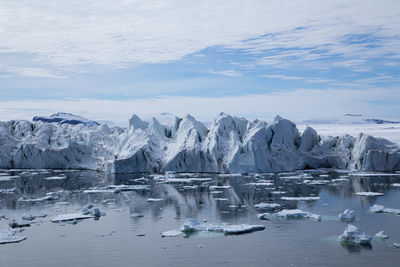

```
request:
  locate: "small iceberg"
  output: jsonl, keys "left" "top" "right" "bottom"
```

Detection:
{"left": 258, "top": 209, "right": 321, "bottom": 221}
{"left": 0, "top": 229, "right": 26, "bottom": 245}
{"left": 146, "top": 198, "right": 164, "bottom": 202}
{"left": 21, "top": 214, "right": 36, "bottom": 221}
{"left": 375, "top": 231, "right": 389, "bottom": 239}
{"left": 339, "top": 224, "right": 372, "bottom": 244}
{"left": 338, "top": 209, "right": 355, "bottom": 221}
{"left": 369, "top": 204, "right": 400, "bottom": 215}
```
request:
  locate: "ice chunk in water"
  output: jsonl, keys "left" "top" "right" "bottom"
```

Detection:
{"left": 253, "top": 202, "right": 281, "bottom": 209}
{"left": 375, "top": 231, "right": 389, "bottom": 239}
{"left": 9, "top": 221, "right": 31, "bottom": 228}
{"left": 21, "top": 214, "right": 36, "bottom": 221}
{"left": 338, "top": 209, "right": 355, "bottom": 221}
{"left": 258, "top": 209, "right": 321, "bottom": 221}
{"left": 0, "top": 229, "right": 26, "bottom": 244}
{"left": 355, "top": 192, "right": 384, "bottom": 197}
{"left": 281, "top": 196, "right": 320, "bottom": 201}
{"left": 339, "top": 224, "right": 372, "bottom": 244}
{"left": 180, "top": 219, "right": 265, "bottom": 235}
{"left": 161, "top": 230, "right": 183, "bottom": 237}
{"left": 50, "top": 213, "right": 94, "bottom": 222}
{"left": 222, "top": 224, "right": 265, "bottom": 235}
{"left": 369, "top": 204, "right": 400, "bottom": 215}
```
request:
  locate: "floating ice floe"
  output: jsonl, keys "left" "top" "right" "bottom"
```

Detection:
{"left": 369, "top": 204, "right": 400, "bottom": 215}
{"left": 50, "top": 213, "right": 94, "bottom": 222}
{"left": 258, "top": 209, "right": 321, "bottom": 221}
{"left": 146, "top": 198, "right": 164, "bottom": 202}
{"left": 303, "top": 180, "right": 328, "bottom": 185}
{"left": 244, "top": 182, "right": 274, "bottom": 186}
{"left": 339, "top": 224, "right": 372, "bottom": 244}
{"left": 161, "top": 230, "right": 183, "bottom": 237}
{"left": 130, "top": 213, "right": 144, "bottom": 218}
{"left": 18, "top": 193, "right": 58, "bottom": 203}
{"left": 179, "top": 218, "right": 265, "bottom": 235}
{"left": 391, "top": 183, "right": 400, "bottom": 187}
{"left": 349, "top": 172, "right": 400, "bottom": 177}
{"left": 209, "top": 185, "right": 231, "bottom": 190}
{"left": 21, "top": 214, "right": 36, "bottom": 221}
{"left": 44, "top": 176, "right": 66, "bottom": 180}
{"left": 375, "top": 231, "right": 389, "bottom": 239}
{"left": 339, "top": 209, "right": 355, "bottom": 221}
{"left": 253, "top": 202, "right": 281, "bottom": 209}
{"left": 393, "top": 243, "right": 400, "bottom": 248}
{"left": 281, "top": 196, "right": 320, "bottom": 201}
{"left": 0, "top": 229, "right": 26, "bottom": 244}
{"left": 108, "top": 185, "right": 150, "bottom": 191}
{"left": 9, "top": 220, "right": 31, "bottom": 228}
{"left": 355, "top": 192, "right": 384, "bottom": 197}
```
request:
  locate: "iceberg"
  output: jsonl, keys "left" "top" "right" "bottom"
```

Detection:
{"left": 338, "top": 209, "right": 355, "bottom": 221}
{"left": 1, "top": 113, "right": 400, "bottom": 173}
{"left": 339, "top": 224, "right": 372, "bottom": 244}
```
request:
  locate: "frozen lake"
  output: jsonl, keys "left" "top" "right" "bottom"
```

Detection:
{"left": 1, "top": 169, "right": 400, "bottom": 266}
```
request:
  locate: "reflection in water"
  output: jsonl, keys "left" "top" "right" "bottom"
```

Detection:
{"left": 1, "top": 169, "right": 400, "bottom": 266}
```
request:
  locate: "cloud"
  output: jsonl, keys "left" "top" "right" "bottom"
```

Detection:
{"left": 1, "top": 87, "right": 399, "bottom": 126}
{"left": 0, "top": 0, "right": 399, "bottom": 71}
{"left": 4, "top": 67, "right": 65, "bottom": 79}
{"left": 207, "top": 69, "right": 242, "bottom": 77}
{"left": 261, "top": 74, "right": 303, "bottom": 80}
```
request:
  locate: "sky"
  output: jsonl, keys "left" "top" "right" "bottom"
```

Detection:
{"left": 0, "top": 0, "right": 400, "bottom": 126}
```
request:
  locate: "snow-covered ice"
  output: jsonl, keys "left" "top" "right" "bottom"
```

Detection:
{"left": 339, "top": 224, "right": 372, "bottom": 244}
{"left": 179, "top": 219, "right": 265, "bottom": 235}
{"left": 161, "top": 230, "right": 183, "bottom": 237}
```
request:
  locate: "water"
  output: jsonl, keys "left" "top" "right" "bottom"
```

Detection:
{"left": 1, "top": 169, "right": 400, "bottom": 266}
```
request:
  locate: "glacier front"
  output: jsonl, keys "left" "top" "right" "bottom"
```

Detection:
{"left": 0, "top": 113, "right": 399, "bottom": 173}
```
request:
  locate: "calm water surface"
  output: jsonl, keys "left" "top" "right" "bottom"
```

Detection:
{"left": 0, "top": 169, "right": 400, "bottom": 266}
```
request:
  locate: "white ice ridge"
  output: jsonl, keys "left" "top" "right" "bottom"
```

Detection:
{"left": 1, "top": 112, "right": 400, "bottom": 173}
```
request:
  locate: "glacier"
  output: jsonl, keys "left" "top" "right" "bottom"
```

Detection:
{"left": 0, "top": 112, "right": 400, "bottom": 173}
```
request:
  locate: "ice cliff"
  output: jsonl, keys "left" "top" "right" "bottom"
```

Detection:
{"left": 0, "top": 112, "right": 399, "bottom": 173}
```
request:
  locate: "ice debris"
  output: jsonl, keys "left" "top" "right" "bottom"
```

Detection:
{"left": 339, "top": 224, "right": 372, "bottom": 244}
{"left": 338, "top": 209, "right": 355, "bottom": 221}
{"left": 9, "top": 221, "right": 31, "bottom": 228}
{"left": 253, "top": 202, "right": 281, "bottom": 209}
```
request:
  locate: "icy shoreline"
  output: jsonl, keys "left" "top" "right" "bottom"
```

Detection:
{"left": 1, "top": 113, "right": 400, "bottom": 173}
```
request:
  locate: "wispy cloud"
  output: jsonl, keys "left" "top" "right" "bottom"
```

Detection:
{"left": 4, "top": 67, "right": 65, "bottom": 79}
{"left": 0, "top": 0, "right": 399, "bottom": 71}
{"left": 207, "top": 69, "right": 242, "bottom": 77}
